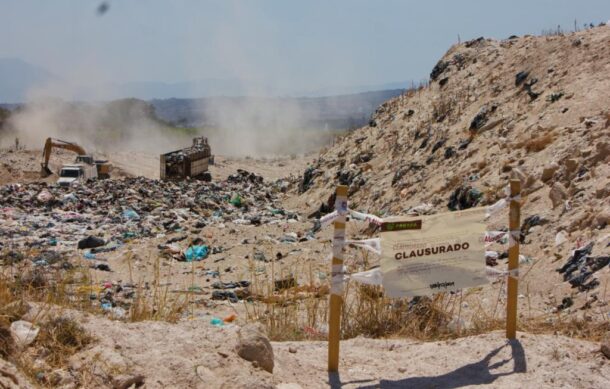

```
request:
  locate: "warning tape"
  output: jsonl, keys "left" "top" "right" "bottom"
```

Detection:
{"left": 347, "top": 209, "right": 384, "bottom": 226}
{"left": 486, "top": 266, "right": 519, "bottom": 279}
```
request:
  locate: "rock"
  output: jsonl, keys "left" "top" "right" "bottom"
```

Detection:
{"left": 549, "top": 182, "right": 568, "bottom": 209}
{"left": 112, "top": 373, "right": 145, "bottom": 389}
{"left": 10, "top": 320, "right": 39, "bottom": 348}
{"left": 430, "top": 60, "right": 449, "bottom": 81}
{"left": 602, "top": 342, "right": 610, "bottom": 359}
{"left": 564, "top": 158, "right": 578, "bottom": 174}
{"left": 595, "top": 209, "right": 609, "bottom": 229}
{"left": 77, "top": 235, "right": 106, "bottom": 250}
{"left": 236, "top": 323, "right": 274, "bottom": 373}
{"left": 470, "top": 106, "right": 490, "bottom": 131}
{"left": 288, "top": 347, "right": 297, "bottom": 354}
{"left": 594, "top": 182, "right": 609, "bottom": 199}
{"left": 0, "top": 358, "right": 36, "bottom": 389}
{"left": 541, "top": 162, "right": 559, "bottom": 182}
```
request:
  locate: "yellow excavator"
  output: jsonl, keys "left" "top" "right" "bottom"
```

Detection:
{"left": 41, "top": 138, "right": 111, "bottom": 185}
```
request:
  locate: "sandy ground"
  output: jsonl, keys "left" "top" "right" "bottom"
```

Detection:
{"left": 56, "top": 311, "right": 610, "bottom": 389}
{"left": 107, "top": 150, "right": 313, "bottom": 181}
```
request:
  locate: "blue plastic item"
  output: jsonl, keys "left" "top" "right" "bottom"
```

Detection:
{"left": 123, "top": 208, "right": 140, "bottom": 220}
{"left": 210, "top": 317, "right": 224, "bottom": 327}
{"left": 84, "top": 251, "right": 96, "bottom": 260}
{"left": 185, "top": 245, "right": 209, "bottom": 262}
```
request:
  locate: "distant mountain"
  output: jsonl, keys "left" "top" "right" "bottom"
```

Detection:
{"left": 0, "top": 58, "right": 58, "bottom": 103}
{"left": 150, "top": 89, "right": 405, "bottom": 129}
{"left": 75, "top": 79, "right": 262, "bottom": 101}
{"left": 77, "top": 80, "right": 410, "bottom": 100}
{"left": 300, "top": 81, "right": 410, "bottom": 97}
{"left": 0, "top": 57, "right": 409, "bottom": 102}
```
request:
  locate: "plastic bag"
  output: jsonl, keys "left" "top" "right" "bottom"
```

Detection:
{"left": 185, "top": 245, "right": 209, "bottom": 261}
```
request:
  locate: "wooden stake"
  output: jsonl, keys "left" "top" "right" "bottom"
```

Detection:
{"left": 506, "top": 179, "right": 521, "bottom": 339}
{"left": 328, "top": 185, "right": 348, "bottom": 372}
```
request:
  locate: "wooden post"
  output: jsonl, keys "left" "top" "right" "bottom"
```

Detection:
{"left": 328, "top": 185, "right": 348, "bottom": 372}
{"left": 506, "top": 179, "right": 521, "bottom": 339}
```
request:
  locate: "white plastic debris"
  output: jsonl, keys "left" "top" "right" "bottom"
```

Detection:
{"left": 555, "top": 231, "right": 568, "bottom": 246}
{"left": 10, "top": 320, "right": 39, "bottom": 347}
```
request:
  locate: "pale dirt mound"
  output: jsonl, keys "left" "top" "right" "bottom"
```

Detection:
{"left": 297, "top": 25, "right": 610, "bottom": 321}
{"left": 0, "top": 148, "right": 133, "bottom": 185}
{"left": 58, "top": 313, "right": 610, "bottom": 388}
{"left": 0, "top": 148, "right": 63, "bottom": 186}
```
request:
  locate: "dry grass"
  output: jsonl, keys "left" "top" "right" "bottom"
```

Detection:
{"left": 0, "top": 249, "right": 190, "bottom": 386}
{"left": 0, "top": 262, "right": 96, "bottom": 321}
{"left": 244, "top": 245, "right": 608, "bottom": 343}
{"left": 36, "top": 317, "right": 94, "bottom": 367}
{"left": 127, "top": 251, "right": 189, "bottom": 323}
{"left": 1, "top": 248, "right": 189, "bottom": 324}
{"left": 521, "top": 314, "right": 610, "bottom": 342}
{"left": 243, "top": 245, "right": 506, "bottom": 342}
{"left": 0, "top": 325, "right": 15, "bottom": 358}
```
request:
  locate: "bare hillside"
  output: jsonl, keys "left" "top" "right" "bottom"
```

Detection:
{"left": 298, "top": 26, "right": 609, "bottom": 319}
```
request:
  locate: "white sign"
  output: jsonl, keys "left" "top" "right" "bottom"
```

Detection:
{"left": 380, "top": 207, "right": 488, "bottom": 297}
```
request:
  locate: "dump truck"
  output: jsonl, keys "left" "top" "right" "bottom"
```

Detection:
{"left": 160, "top": 137, "right": 213, "bottom": 181}
{"left": 40, "top": 138, "right": 111, "bottom": 186}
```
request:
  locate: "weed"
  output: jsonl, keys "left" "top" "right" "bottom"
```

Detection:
{"left": 36, "top": 317, "right": 94, "bottom": 367}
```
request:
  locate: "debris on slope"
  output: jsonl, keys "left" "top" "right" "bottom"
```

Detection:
{"left": 296, "top": 25, "right": 610, "bottom": 307}
{"left": 557, "top": 242, "right": 610, "bottom": 291}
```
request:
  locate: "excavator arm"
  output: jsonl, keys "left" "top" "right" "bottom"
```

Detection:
{"left": 40, "top": 137, "right": 87, "bottom": 177}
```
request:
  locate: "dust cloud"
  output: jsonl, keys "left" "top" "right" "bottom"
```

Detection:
{"left": 1, "top": 2, "right": 350, "bottom": 158}
{"left": 200, "top": 97, "right": 337, "bottom": 157}
{"left": 2, "top": 98, "right": 194, "bottom": 156}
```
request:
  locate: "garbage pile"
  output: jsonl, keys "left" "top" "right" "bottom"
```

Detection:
{"left": 557, "top": 242, "right": 609, "bottom": 291}
{"left": 0, "top": 173, "right": 294, "bottom": 254}
{"left": 447, "top": 184, "right": 483, "bottom": 211}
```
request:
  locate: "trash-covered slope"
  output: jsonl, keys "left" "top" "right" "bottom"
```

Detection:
{"left": 298, "top": 26, "right": 609, "bottom": 313}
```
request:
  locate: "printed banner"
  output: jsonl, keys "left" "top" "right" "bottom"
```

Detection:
{"left": 380, "top": 207, "right": 488, "bottom": 297}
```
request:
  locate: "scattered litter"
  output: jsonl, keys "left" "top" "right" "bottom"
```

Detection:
{"left": 184, "top": 245, "right": 209, "bottom": 262}
{"left": 555, "top": 231, "right": 568, "bottom": 246}
{"left": 10, "top": 320, "right": 39, "bottom": 347}
{"left": 210, "top": 317, "right": 224, "bottom": 327}
{"left": 448, "top": 185, "right": 482, "bottom": 211}
{"left": 557, "top": 242, "right": 609, "bottom": 291}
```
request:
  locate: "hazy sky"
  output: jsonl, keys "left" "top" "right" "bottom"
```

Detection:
{"left": 2, "top": 0, "right": 609, "bottom": 92}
